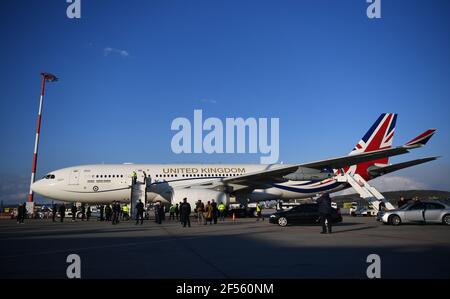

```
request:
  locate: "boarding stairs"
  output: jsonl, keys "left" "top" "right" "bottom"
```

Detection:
{"left": 335, "top": 172, "right": 395, "bottom": 213}
{"left": 130, "top": 176, "right": 148, "bottom": 220}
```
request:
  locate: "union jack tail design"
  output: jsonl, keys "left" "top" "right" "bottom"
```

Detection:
{"left": 347, "top": 113, "right": 397, "bottom": 180}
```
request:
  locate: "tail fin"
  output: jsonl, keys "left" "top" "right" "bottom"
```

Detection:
{"left": 347, "top": 113, "right": 397, "bottom": 179}
{"left": 349, "top": 113, "right": 397, "bottom": 155}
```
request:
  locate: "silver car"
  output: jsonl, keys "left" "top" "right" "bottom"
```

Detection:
{"left": 381, "top": 201, "right": 450, "bottom": 225}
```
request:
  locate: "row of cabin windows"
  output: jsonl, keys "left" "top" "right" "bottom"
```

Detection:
{"left": 155, "top": 173, "right": 241, "bottom": 178}
{"left": 93, "top": 174, "right": 124, "bottom": 178}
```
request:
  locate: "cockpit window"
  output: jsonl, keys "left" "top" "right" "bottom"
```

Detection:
{"left": 43, "top": 174, "right": 56, "bottom": 179}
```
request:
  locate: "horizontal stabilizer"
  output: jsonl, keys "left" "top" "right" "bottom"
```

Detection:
{"left": 368, "top": 156, "right": 439, "bottom": 177}
{"left": 404, "top": 129, "right": 436, "bottom": 148}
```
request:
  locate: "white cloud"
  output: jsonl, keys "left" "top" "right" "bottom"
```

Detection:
{"left": 369, "top": 175, "right": 428, "bottom": 191}
{"left": 104, "top": 47, "right": 129, "bottom": 57}
{"left": 403, "top": 164, "right": 450, "bottom": 192}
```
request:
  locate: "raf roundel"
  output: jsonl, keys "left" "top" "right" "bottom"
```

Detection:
{"left": 93, "top": 186, "right": 99, "bottom": 192}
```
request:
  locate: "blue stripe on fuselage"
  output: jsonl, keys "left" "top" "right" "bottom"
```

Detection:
{"left": 273, "top": 182, "right": 342, "bottom": 193}
{"left": 150, "top": 177, "right": 343, "bottom": 194}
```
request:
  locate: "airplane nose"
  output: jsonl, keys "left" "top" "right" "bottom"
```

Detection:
{"left": 31, "top": 180, "right": 44, "bottom": 195}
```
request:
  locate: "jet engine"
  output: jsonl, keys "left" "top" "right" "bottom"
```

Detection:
{"left": 283, "top": 167, "right": 333, "bottom": 181}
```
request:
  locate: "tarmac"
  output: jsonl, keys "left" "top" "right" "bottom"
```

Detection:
{"left": 1, "top": 212, "right": 449, "bottom": 279}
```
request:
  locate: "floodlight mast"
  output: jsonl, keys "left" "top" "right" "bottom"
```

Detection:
{"left": 27, "top": 73, "right": 58, "bottom": 213}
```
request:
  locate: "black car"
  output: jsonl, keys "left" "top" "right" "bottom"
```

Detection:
{"left": 269, "top": 203, "right": 342, "bottom": 227}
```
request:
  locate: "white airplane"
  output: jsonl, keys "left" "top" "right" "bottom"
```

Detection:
{"left": 31, "top": 113, "right": 438, "bottom": 209}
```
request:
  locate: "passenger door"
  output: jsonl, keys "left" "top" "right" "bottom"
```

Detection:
{"left": 424, "top": 203, "right": 445, "bottom": 223}
{"left": 405, "top": 203, "right": 426, "bottom": 222}
{"left": 69, "top": 169, "right": 80, "bottom": 185}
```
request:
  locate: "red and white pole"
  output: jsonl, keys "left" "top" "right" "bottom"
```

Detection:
{"left": 27, "top": 75, "right": 46, "bottom": 203}
{"left": 27, "top": 73, "right": 57, "bottom": 211}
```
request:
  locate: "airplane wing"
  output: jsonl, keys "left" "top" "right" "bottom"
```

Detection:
{"left": 367, "top": 156, "right": 439, "bottom": 178}
{"left": 181, "top": 128, "right": 436, "bottom": 192}
{"left": 174, "top": 129, "right": 436, "bottom": 191}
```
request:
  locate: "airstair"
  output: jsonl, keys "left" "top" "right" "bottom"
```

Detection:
{"left": 335, "top": 172, "right": 395, "bottom": 213}
{"left": 130, "top": 174, "right": 148, "bottom": 220}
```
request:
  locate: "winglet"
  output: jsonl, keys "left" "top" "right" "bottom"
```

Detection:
{"left": 404, "top": 129, "right": 437, "bottom": 148}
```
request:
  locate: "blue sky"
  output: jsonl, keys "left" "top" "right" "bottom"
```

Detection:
{"left": 0, "top": 0, "right": 449, "bottom": 203}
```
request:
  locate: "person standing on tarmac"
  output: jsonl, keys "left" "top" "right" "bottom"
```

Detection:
{"left": 180, "top": 198, "right": 191, "bottom": 227}
{"left": 59, "top": 203, "right": 66, "bottom": 222}
{"left": 154, "top": 201, "right": 160, "bottom": 223}
{"left": 135, "top": 200, "right": 144, "bottom": 225}
{"left": 175, "top": 203, "right": 180, "bottom": 221}
{"left": 317, "top": 193, "right": 332, "bottom": 234}
{"left": 159, "top": 203, "right": 166, "bottom": 221}
{"left": 22, "top": 203, "right": 27, "bottom": 223}
{"left": 161, "top": 204, "right": 166, "bottom": 221}
{"left": 123, "top": 204, "right": 130, "bottom": 220}
{"left": 110, "top": 202, "right": 115, "bottom": 224}
{"left": 256, "top": 202, "right": 264, "bottom": 221}
{"left": 71, "top": 204, "right": 77, "bottom": 222}
{"left": 131, "top": 171, "right": 137, "bottom": 185}
{"left": 81, "top": 204, "right": 86, "bottom": 221}
{"left": 157, "top": 202, "right": 164, "bottom": 224}
{"left": 195, "top": 200, "right": 204, "bottom": 225}
{"left": 204, "top": 201, "right": 213, "bottom": 225}
{"left": 99, "top": 205, "right": 104, "bottom": 221}
{"left": 115, "top": 201, "right": 118, "bottom": 224}
{"left": 105, "top": 204, "right": 112, "bottom": 221}
{"left": 17, "top": 203, "right": 23, "bottom": 224}
{"left": 86, "top": 205, "right": 91, "bottom": 221}
{"left": 52, "top": 203, "right": 58, "bottom": 222}
{"left": 169, "top": 204, "right": 176, "bottom": 220}
{"left": 211, "top": 200, "right": 218, "bottom": 224}
{"left": 112, "top": 202, "right": 120, "bottom": 225}
{"left": 218, "top": 202, "right": 226, "bottom": 222}
{"left": 179, "top": 202, "right": 184, "bottom": 222}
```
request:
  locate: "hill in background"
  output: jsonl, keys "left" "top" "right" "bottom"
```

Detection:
{"left": 332, "top": 190, "right": 450, "bottom": 206}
